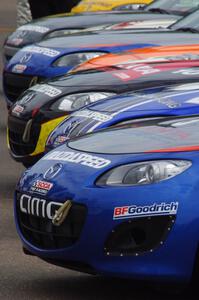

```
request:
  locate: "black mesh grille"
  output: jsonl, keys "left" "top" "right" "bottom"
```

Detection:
{"left": 8, "top": 115, "right": 41, "bottom": 155}
{"left": 4, "top": 72, "right": 42, "bottom": 103}
{"left": 16, "top": 193, "right": 87, "bottom": 250}
{"left": 105, "top": 215, "right": 176, "bottom": 256}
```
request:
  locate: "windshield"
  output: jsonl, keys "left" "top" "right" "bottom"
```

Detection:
{"left": 146, "top": 0, "right": 199, "bottom": 16}
{"left": 171, "top": 8, "right": 199, "bottom": 31}
{"left": 68, "top": 116, "right": 199, "bottom": 154}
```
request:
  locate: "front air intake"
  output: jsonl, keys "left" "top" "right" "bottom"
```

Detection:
{"left": 104, "top": 215, "right": 176, "bottom": 256}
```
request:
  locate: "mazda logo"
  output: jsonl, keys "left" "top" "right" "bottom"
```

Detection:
{"left": 20, "top": 53, "right": 32, "bottom": 64}
{"left": 43, "top": 163, "right": 63, "bottom": 180}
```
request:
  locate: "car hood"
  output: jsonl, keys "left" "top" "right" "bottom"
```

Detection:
{"left": 73, "top": 44, "right": 199, "bottom": 71}
{"left": 6, "top": 12, "right": 179, "bottom": 48}
{"left": 6, "top": 44, "right": 158, "bottom": 79}
{"left": 88, "top": 83, "right": 199, "bottom": 113}
{"left": 37, "top": 31, "right": 199, "bottom": 49}
{"left": 10, "top": 61, "right": 199, "bottom": 119}
{"left": 17, "top": 114, "right": 199, "bottom": 198}
{"left": 50, "top": 60, "right": 199, "bottom": 89}
{"left": 47, "top": 83, "right": 199, "bottom": 144}
{"left": 67, "top": 115, "right": 199, "bottom": 154}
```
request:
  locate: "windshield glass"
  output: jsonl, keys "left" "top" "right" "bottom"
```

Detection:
{"left": 171, "top": 8, "right": 199, "bottom": 30}
{"left": 146, "top": 0, "right": 199, "bottom": 16}
{"left": 69, "top": 116, "right": 199, "bottom": 154}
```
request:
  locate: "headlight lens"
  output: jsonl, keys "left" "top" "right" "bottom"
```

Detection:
{"left": 113, "top": 4, "right": 146, "bottom": 11}
{"left": 96, "top": 160, "right": 192, "bottom": 186}
{"left": 45, "top": 29, "right": 83, "bottom": 39}
{"left": 51, "top": 92, "right": 116, "bottom": 111}
{"left": 53, "top": 52, "right": 107, "bottom": 67}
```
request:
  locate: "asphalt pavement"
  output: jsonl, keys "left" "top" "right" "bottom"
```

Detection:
{"left": 0, "top": 1, "right": 197, "bottom": 299}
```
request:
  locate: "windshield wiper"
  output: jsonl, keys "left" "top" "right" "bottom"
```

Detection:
{"left": 176, "top": 27, "right": 199, "bottom": 33}
{"left": 147, "top": 8, "right": 171, "bottom": 14}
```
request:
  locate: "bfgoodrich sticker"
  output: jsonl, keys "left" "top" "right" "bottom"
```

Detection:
{"left": 113, "top": 202, "right": 179, "bottom": 220}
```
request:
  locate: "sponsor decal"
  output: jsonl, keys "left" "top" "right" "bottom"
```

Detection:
{"left": 43, "top": 151, "right": 111, "bottom": 169}
{"left": 172, "top": 118, "right": 199, "bottom": 127}
{"left": 9, "top": 30, "right": 27, "bottom": 45}
{"left": 173, "top": 69, "right": 199, "bottom": 76}
{"left": 12, "top": 104, "right": 24, "bottom": 115}
{"left": 168, "top": 83, "right": 199, "bottom": 91}
{"left": 112, "top": 64, "right": 160, "bottom": 81}
{"left": 20, "top": 53, "right": 32, "bottom": 64}
{"left": 55, "top": 135, "right": 68, "bottom": 145}
{"left": 14, "top": 30, "right": 27, "bottom": 38}
{"left": 116, "top": 63, "right": 160, "bottom": 74}
{"left": 116, "top": 54, "right": 199, "bottom": 67}
{"left": 19, "top": 93, "right": 35, "bottom": 105}
{"left": 18, "top": 25, "right": 49, "bottom": 33}
{"left": 43, "top": 163, "right": 63, "bottom": 180}
{"left": 187, "top": 97, "right": 199, "bottom": 104}
{"left": 109, "top": 20, "right": 173, "bottom": 30}
{"left": 63, "top": 119, "right": 80, "bottom": 135}
{"left": 30, "top": 180, "right": 53, "bottom": 195}
{"left": 19, "top": 194, "right": 62, "bottom": 219}
{"left": 22, "top": 46, "right": 60, "bottom": 57}
{"left": 12, "top": 64, "right": 27, "bottom": 73}
{"left": 10, "top": 38, "right": 24, "bottom": 46}
{"left": 110, "top": 63, "right": 199, "bottom": 83}
{"left": 113, "top": 202, "right": 179, "bottom": 220}
{"left": 29, "top": 84, "right": 62, "bottom": 97}
{"left": 157, "top": 98, "right": 180, "bottom": 108}
{"left": 73, "top": 110, "right": 112, "bottom": 122}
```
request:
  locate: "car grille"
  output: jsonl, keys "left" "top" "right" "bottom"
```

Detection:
{"left": 3, "top": 72, "right": 43, "bottom": 104}
{"left": 16, "top": 193, "right": 87, "bottom": 250}
{"left": 8, "top": 115, "right": 41, "bottom": 156}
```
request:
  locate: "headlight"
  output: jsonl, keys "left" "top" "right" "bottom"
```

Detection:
{"left": 45, "top": 29, "right": 83, "bottom": 39}
{"left": 96, "top": 160, "right": 192, "bottom": 186}
{"left": 51, "top": 92, "right": 116, "bottom": 111}
{"left": 113, "top": 4, "right": 146, "bottom": 11}
{"left": 53, "top": 52, "right": 107, "bottom": 67}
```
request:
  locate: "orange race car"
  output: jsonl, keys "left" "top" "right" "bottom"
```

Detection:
{"left": 72, "top": 0, "right": 153, "bottom": 13}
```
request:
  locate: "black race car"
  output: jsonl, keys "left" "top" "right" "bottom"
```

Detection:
{"left": 4, "top": 7, "right": 199, "bottom": 107}
{"left": 7, "top": 54, "right": 199, "bottom": 167}
{"left": 4, "top": 0, "right": 198, "bottom": 62}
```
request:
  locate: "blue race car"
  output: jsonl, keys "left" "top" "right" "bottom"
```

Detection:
{"left": 14, "top": 113, "right": 199, "bottom": 285}
{"left": 3, "top": 34, "right": 156, "bottom": 106}
{"left": 46, "top": 82, "right": 199, "bottom": 150}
